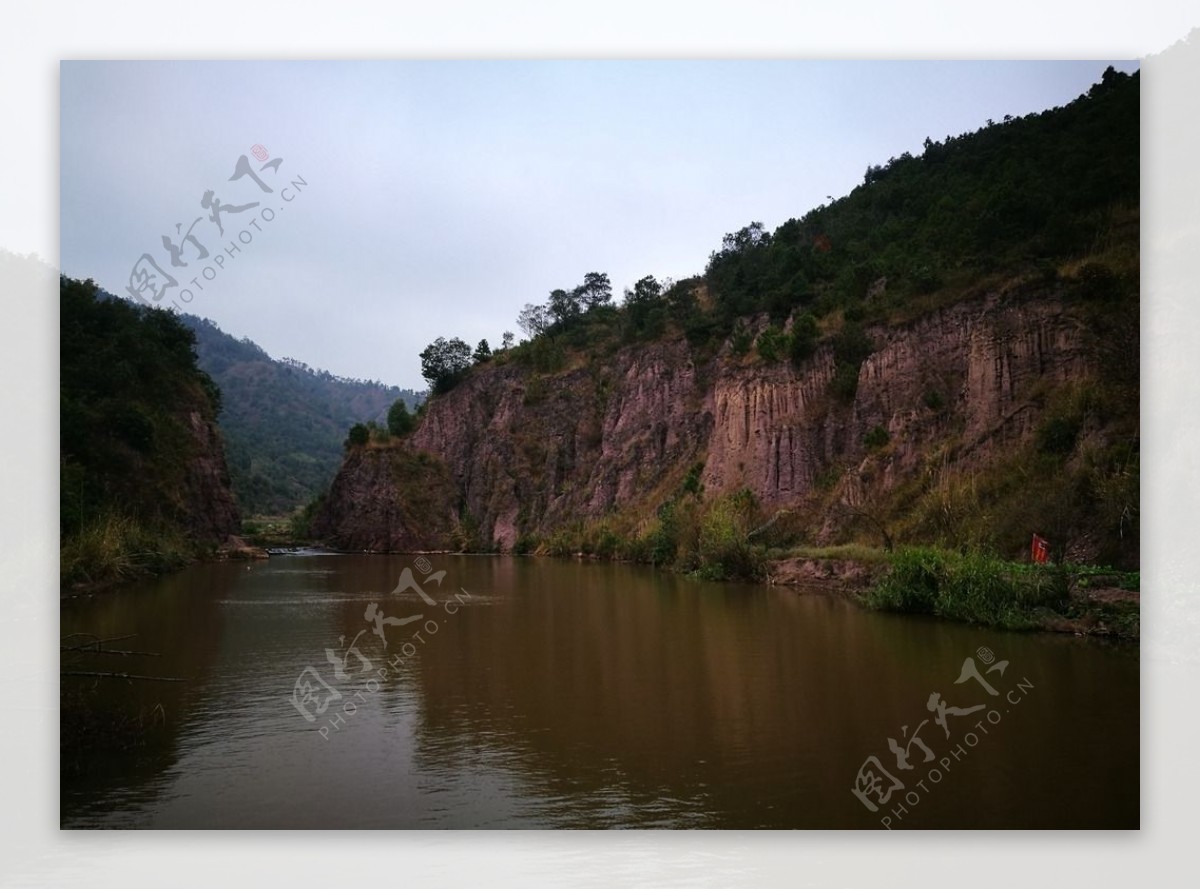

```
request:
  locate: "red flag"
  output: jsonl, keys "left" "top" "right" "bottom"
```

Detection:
{"left": 1031, "top": 534, "right": 1050, "bottom": 564}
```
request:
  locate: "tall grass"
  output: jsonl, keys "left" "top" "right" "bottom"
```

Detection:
{"left": 865, "top": 547, "right": 1070, "bottom": 629}
{"left": 685, "top": 491, "right": 763, "bottom": 580}
{"left": 60, "top": 513, "right": 190, "bottom": 589}
{"left": 529, "top": 490, "right": 767, "bottom": 581}
{"left": 765, "top": 543, "right": 891, "bottom": 564}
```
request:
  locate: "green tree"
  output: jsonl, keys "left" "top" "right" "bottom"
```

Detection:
{"left": 419, "top": 336, "right": 473, "bottom": 394}
{"left": 665, "top": 277, "right": 700, "bottom": 326}
{"left": 577, "top": 272, "right": 613, "bottom": 311}
{"left": 547, "top": 288, "right": 582, "bottom": 326}
{"left": 517, "top": 303, "right": 548, "bottom": 339}
{"left": 624, "top": 275, "right": 665, "bottom": 338}
{"left": 473, "top": 338, "right": 492, "bottom": 363}
{"left": 789, "top": 312, "right": 819, "bottom": 365}
{"left": 729, "top": 320, "right": 753, "bottom": 355}
{"left": 830, "top": 321, "right": 874, "bottom": 400}
{"left": 387, "top": 399, "right": 415, "bottom": 436}
{"left": 756, "top": 324, "right": 786, "bottom": 362}
{"left": 345, "top": 422, "right": 370, "bottom": 448}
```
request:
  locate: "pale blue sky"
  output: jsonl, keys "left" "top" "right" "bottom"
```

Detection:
{"left": 61, "top": 60, "right": 1138, "bottom": 390}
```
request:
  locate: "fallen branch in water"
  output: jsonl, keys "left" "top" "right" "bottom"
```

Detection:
{"left": 61, "top": 633, "right": 138, "bottom": 652}
{"left": 61, "top": 671, "right": 187, "bottom": 683}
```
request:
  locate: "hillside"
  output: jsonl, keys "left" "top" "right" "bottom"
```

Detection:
{"left": 181, "top": 315, "right": 424, "bottom": 515}
{"left": 312, "top": 68, "right": 1139, "bottom": 574}
{"left": 60, "top": 277, "right": 240, "bottom": 587}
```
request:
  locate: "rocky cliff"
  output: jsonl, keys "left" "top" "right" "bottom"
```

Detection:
{"left": 315, "top": 276, "right": 1137, "bottom": 565}
{"left": 182, "top": 408, "right": 242, "bottom": 544}
{"left": 311, "top": 447, "right": 458, "bottom": 551}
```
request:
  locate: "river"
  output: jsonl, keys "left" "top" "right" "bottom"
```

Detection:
{"left": 60, "top": 553, "right": 1138, "bottom": 829}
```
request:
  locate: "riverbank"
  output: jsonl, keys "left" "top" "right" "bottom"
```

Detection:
{"left": 61, "top": 517, "right": 268, "bottom": 599}
{"left": 288, "top": 533, "right": 1140, "bottom": 642}
{"left": 765, "top": 545, "right": 1139, "bottom": 641}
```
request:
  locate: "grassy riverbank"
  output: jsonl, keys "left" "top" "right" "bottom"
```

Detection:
{"left": 858, "top": 546, "right": 1139, "bottom": 639}
{"left": 60, "top": 513, "right": 193, "bottom": 593}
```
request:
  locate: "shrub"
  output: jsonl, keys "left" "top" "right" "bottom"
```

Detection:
{"left": 829, "top": 321, "right": 873, "bottom": 401}
{"left": 756, "top": 324, "right": 787, "bottom": 362}
{"left": 688, "top": 489, "right": 763, "bottom": 581}
{"left": 730, "top": 321, "right": 753, "bottom": 356}
{"left": 864, "top": 425, "right": 890, "bottom": 449}
{"left": 542, "top": 526, "right": 581, "bottom": 558}
{"left": 866, "top": 546, "right": 944, "bottom": 613}
{"left": 513, "top": 533, "right": 540, "bottom": 555}
{"left": 583, "top": 523, "right": 622, "bottom": 559}
{"left": 1037, "top": 415, "right": 1081, "bottom": 455}
{"left": 60, "top": 513, "right": 189, "bottom": 587}
{"left": 289, "top": 494, "right": 325, "bottom": 540}
{"left": 830, "top": 363, "right": 861, "bottom": 401}
{"left": 387, "top": 399, "right": 416, "bottom": 436}
{"left": 832, "top": 321, "right": 873, "bottom": 366}
{"left": 866, "top": 547, "right": 1070, "bottom": 628}
{"left": 1075, "top": 262, "right": 1120, "bottom": 301}
{"left": 647, "top": 500, "right": 681, "bottom": 566}
{"left": 789, "top": 313, "right": 819, "bottom": 366}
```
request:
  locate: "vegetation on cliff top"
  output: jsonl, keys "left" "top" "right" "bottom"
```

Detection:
{"left": 418, "top": 66, "right": 1137, "bottom": 385}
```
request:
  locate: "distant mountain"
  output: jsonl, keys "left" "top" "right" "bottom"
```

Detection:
{"left": 180, "top": 315, "right": 424, "bottom": 515}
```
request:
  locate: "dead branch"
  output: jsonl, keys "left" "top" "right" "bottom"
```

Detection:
{"left": 61, "top": 634, "right": 137, "bottom": 652}
{"left": 61, "top": 671, "right": 187, "bottom": 683}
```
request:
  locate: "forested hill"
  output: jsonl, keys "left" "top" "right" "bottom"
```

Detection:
{"left": 61, "top": 277, "right": 239, "bottom": 587}
{"left": 180, "top": 314, "right": 424, "bottom": 515}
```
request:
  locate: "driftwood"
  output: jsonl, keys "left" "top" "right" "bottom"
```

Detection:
{"left": 61, "top": 633, "right": 137, "bottom": 650}
{"left": 61, "top": 671, "right": 187, "bottom": 683}
{"left": 61, "top": 632, "right": 170, "bottom": 683}
{"left": 60, "top": 645, "right": 161, "bottom": 657}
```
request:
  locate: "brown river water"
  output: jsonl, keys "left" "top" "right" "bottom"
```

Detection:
{"left": 60, "top": 553, "right": 1138, "bottom": 829}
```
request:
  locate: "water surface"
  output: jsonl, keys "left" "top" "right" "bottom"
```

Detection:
{"left": 60, "top": 554, "right": 1138, "bottom": 828}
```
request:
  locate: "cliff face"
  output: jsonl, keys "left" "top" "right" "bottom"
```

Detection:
{"left": 182, "top": 408, "right": 242, "bottom": 544}
{"left": 316, "top": 283, "right": 1128, "bottom": 560}
{"left": 403, "top": 337, "right": 712, "bottom": 550}
{"left": 311, "top": 447, "right": 459, "bottom": 551}
{"left": 703, "top": 289, "right": 1092, "bottom": 507}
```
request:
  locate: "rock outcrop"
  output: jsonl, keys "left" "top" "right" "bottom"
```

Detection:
{"left": 182, "top": 409, "right": 242, "bottom": 544}
{"left": 312, "top": 446, "right": 459, "bottom": 551}
{"left": 315, "top": 282, "right": 1126, "bottom": 558}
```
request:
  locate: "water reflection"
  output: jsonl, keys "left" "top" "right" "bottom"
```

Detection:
{"left": 61, "top": 554, "right": 1138, "bottom": 828}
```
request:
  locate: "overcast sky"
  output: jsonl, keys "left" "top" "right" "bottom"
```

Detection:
{"left": 60, "top": 60, "right": 1138, "bottom": 390}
